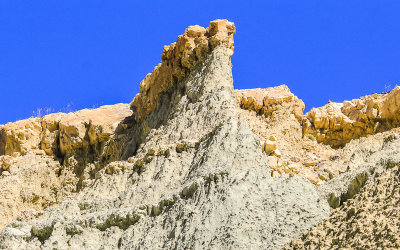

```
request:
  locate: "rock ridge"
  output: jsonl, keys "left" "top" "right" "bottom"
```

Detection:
{"left": 0, "top": 19, "right": 400, "bottom": 250}
{"left": 131, "top": 19, "right": 235, "bottom": 122}
{"left": 0, "top": 20, "right": 330, "bottom": 249}
{"left": 303, "top": 86, "right": 400, "bottom": 147}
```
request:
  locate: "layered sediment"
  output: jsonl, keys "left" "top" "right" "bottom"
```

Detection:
{"left": 0, "top": 19, "right": 399, "bottom": 250}
{"left": 303, "top": 86, "right": 400, "bottom": 147}
{"left": 131, "top": 20, "right": 235, "bottom": 122}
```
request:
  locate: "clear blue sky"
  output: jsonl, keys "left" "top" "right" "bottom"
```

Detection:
{"left": 1, "top": 1, "right": 399, "bottom": 124}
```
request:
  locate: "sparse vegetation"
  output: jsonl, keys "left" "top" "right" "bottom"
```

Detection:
{"left": 32, "top": 103, "right": 76, "bottom": 118}
{"left": 305, "top": 133, "right": 317, "bottom": 141}
{"left": 32, "top": 107, "right": 53, "bottom": 118}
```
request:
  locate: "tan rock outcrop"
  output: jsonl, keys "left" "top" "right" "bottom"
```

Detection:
{"left": 0, "top": 104, "right": 133, "bottom": 228}
{"left": 303, "top": 86, "right": 400, "bottom": 147}
{"left": 235, "top": 85, "right": 305, "bottom": 121}
{"left": 1, "top": 19, "right": 400, "bottom": 250}
{"left": 131, "top": 19, "right": 235, "bottom": 122}
{"left": 0, "top": 118, "right": 42, "bottom": 156}
{"left": 0, "top": 104, "right": 132, "bottom": 159}
{"left": 56, "top": 104, "right": 132, "bottom": 159}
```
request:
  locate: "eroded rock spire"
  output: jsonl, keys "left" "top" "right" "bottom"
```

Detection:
{"left": 130, "top": 19, "right": 235, "bottom": 122}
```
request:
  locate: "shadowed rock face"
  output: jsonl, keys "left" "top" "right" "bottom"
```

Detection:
{"left": 0, "top": 104, "right": 132, "bottom": 159}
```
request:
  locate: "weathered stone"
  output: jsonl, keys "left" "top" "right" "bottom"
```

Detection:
{"left": 0, "top": 104, "right": 132, "bottom": 160}
{"left": 131, "top": 19, "right": 235, "bottom": 122}
{"left": 235, "top": 85, "right": 305, "bottom": 121}
{"left": 273, "top": 149, "right": 282, "bottom": 158}
{"left": 305, "top": 161, "right": 318, "bottom": 167}
{"left": 262, "top": 140, "right": 277, "bottom": 154}
{"left": 0, "top": 118, "right": 42, "bottom": 155}
{"left": 0, "top": 20, "right": 330, "bottom": 250}
{"left": 2, "top": 19, "right": 400, "bottom": 250}
{"left": 1, "top": 171, "right": 10, "bottom": 177}
{"left": 269, "top": 135, "right": 277, "bottom": 141}
{"left": 303, "top": 86, "right": 400, "bottom": 147}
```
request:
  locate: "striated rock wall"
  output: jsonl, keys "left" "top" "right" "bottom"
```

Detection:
{"left": 303, "top": 86, "right": 400, "bottom": 147}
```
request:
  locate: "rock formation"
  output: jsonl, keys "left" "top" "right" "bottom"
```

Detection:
{"left": 235, "top": 84, "right": 305, "bottom": 122}
{"left": 131, "top": 20, "right": 235, "bottom": 122}
{"left": 285, "top": 135, "right": 400, "bottom": 249}
{"left": 303, "top": 86, "right": 400, "bottom": 147}
{"left": 0, "top": 19, "right": 399, "bottom": 249}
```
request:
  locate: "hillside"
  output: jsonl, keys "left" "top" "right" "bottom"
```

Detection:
{"left": 0, "top": 20, "right": 399, "bottom": 249}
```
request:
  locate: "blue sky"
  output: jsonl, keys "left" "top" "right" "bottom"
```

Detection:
{"left": 1, "top": 1, "right": 399, "bottom": 124}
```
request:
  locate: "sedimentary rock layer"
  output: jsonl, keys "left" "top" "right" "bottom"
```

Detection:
{"left": 131, "top": 19, "right": 235, "bottom": 122}
{"left": 303, "top": 86, "right": 400, "bottom": 147}
{"left": 285, "top": 137, "right": 400, "bottom": 249}
{"left": 235, "top": 84, "right": 305, "bottom": 122}
{"left": 0, "top": 20, "right": 329, "bottom": 249}
{"left": 0, "top": 19, "right": 399, "bottom": 250}
{"left": 0, "top": 104, "right": 132, "bottom": 159}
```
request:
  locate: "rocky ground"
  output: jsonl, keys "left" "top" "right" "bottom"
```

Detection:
{"left": 285, "top": 140, "right": 400, "bottom": 249}
{"left": 0, "top": 19, "right": 399, "bottom": 249}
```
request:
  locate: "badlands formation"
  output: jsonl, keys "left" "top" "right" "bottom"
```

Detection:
{"left": 0, "top": 20, "right": 400, "bottom": 249}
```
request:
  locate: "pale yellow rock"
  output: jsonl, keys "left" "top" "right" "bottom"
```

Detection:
{"left": 1, "top": 171, "right": 10, "bottom": 177}
{"left": 305, "top": 161, "right": 318, "bottom": 167}
{"left": 11, "top": 152, "right": 20, "bottom": 157}
{"left": 268, "top": 156, "right": 280, "bottom": 169}
{"left": 0, "top": 155, "right": 65, "bottom": 229}
{"left": 300, "top": 169, "right": 320, "bottom": 185}
{"left": 131, "top": 19, "right": 235, "bottom": 122}
{"left": 235, "top": 85, "right": 305, "bottom": 121}
{"left": 271, "top": 171, "right": 281, "bottom": 177}
{"left": 288, "top": 163, "right": 302, "bottom": 174}
{"left": 273, "top": 149, "right": 282, "bottom": 158}
{"left": 57, "top": 104, "right": 132, "bottom": 158}
{"left": 0, "top": 104, "right": 132, "bottom": 158}
{"left": 34, "top": 149, "right": 46, "bottom": 156}
{"left": 0, "top": 118, "right": 42, "bottom": 155}
{"left": 303, "top": 86, "right": 400, "bottom": 147}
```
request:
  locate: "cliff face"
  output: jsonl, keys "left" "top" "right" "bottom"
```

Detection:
{"left": 0, "top": 19, "right": 399, "bottom": 249}
{"left": 0, "top": 20, "right": 329, "bottom": 249}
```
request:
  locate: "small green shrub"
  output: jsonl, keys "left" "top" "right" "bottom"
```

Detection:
{"left": 305, "top": 134, "right": 316, "bottom": 141}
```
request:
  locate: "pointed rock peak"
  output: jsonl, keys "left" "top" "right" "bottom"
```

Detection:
{"left": 131, "top": 19, "right": 236, "bottom": 122}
